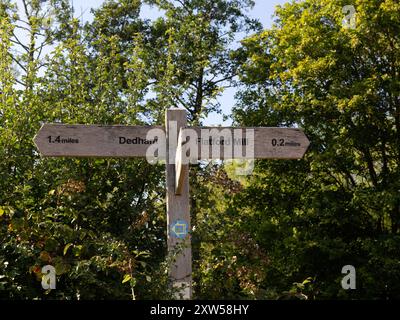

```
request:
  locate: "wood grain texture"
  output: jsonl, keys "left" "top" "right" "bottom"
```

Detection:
{"left": 165, "top": 109, "right": 192, "bottom": 299}
{"left": 178, "top": 127, "right": 310, "bottom": 160}
{"left": 34, "top": 124, "right": 165, "bottom": 158}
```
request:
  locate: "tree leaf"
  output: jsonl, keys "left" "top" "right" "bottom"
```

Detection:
{"left": 122, "top": 274, "right": 132, "bottom": 284}
{"left": 63, "top": 243, "right": 73, "bottom": 256}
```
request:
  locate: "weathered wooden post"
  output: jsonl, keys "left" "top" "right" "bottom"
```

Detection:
{"left": 165, "top": 108, "right": 192, "bottom": 299}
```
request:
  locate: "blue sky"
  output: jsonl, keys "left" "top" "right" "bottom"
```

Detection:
{"left": 68, "top": 0, "right": 289, "bottom": 125}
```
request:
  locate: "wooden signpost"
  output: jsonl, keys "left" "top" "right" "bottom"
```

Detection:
{"left": 34, "top": 108, "right": 310, "bottom": 300}
{"left": 33, "top": 124, "right": 165, "bottom": 158}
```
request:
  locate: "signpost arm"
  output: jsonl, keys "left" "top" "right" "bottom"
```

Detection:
{"left": 165, "top": 108, "right": 192, "bottom": 299}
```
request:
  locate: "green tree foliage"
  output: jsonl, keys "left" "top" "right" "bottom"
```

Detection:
{"left": 0, "top": 0, "right": 257, "bottom": 299}
{"left": 82, "top": 0, "right": 260, "bottom": 123}
{"left": 227, "top": 0, "right": 400, "bottom": 298}
{"left": 140, "top": 0, "right": 261, "bottom": 123}
{"left": 0, "top": 0, "right": 170, "bottom": 299}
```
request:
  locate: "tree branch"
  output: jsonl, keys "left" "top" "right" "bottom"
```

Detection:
{"left": 9, "top": 53, "right": 27, "bottom": 73}
{"left": 11, "top": 31, "right": 29, "bottom": 52}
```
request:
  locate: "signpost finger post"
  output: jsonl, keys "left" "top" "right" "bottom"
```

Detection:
{"left": 34, "top": 107, "right": 310, "bottom": 300}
